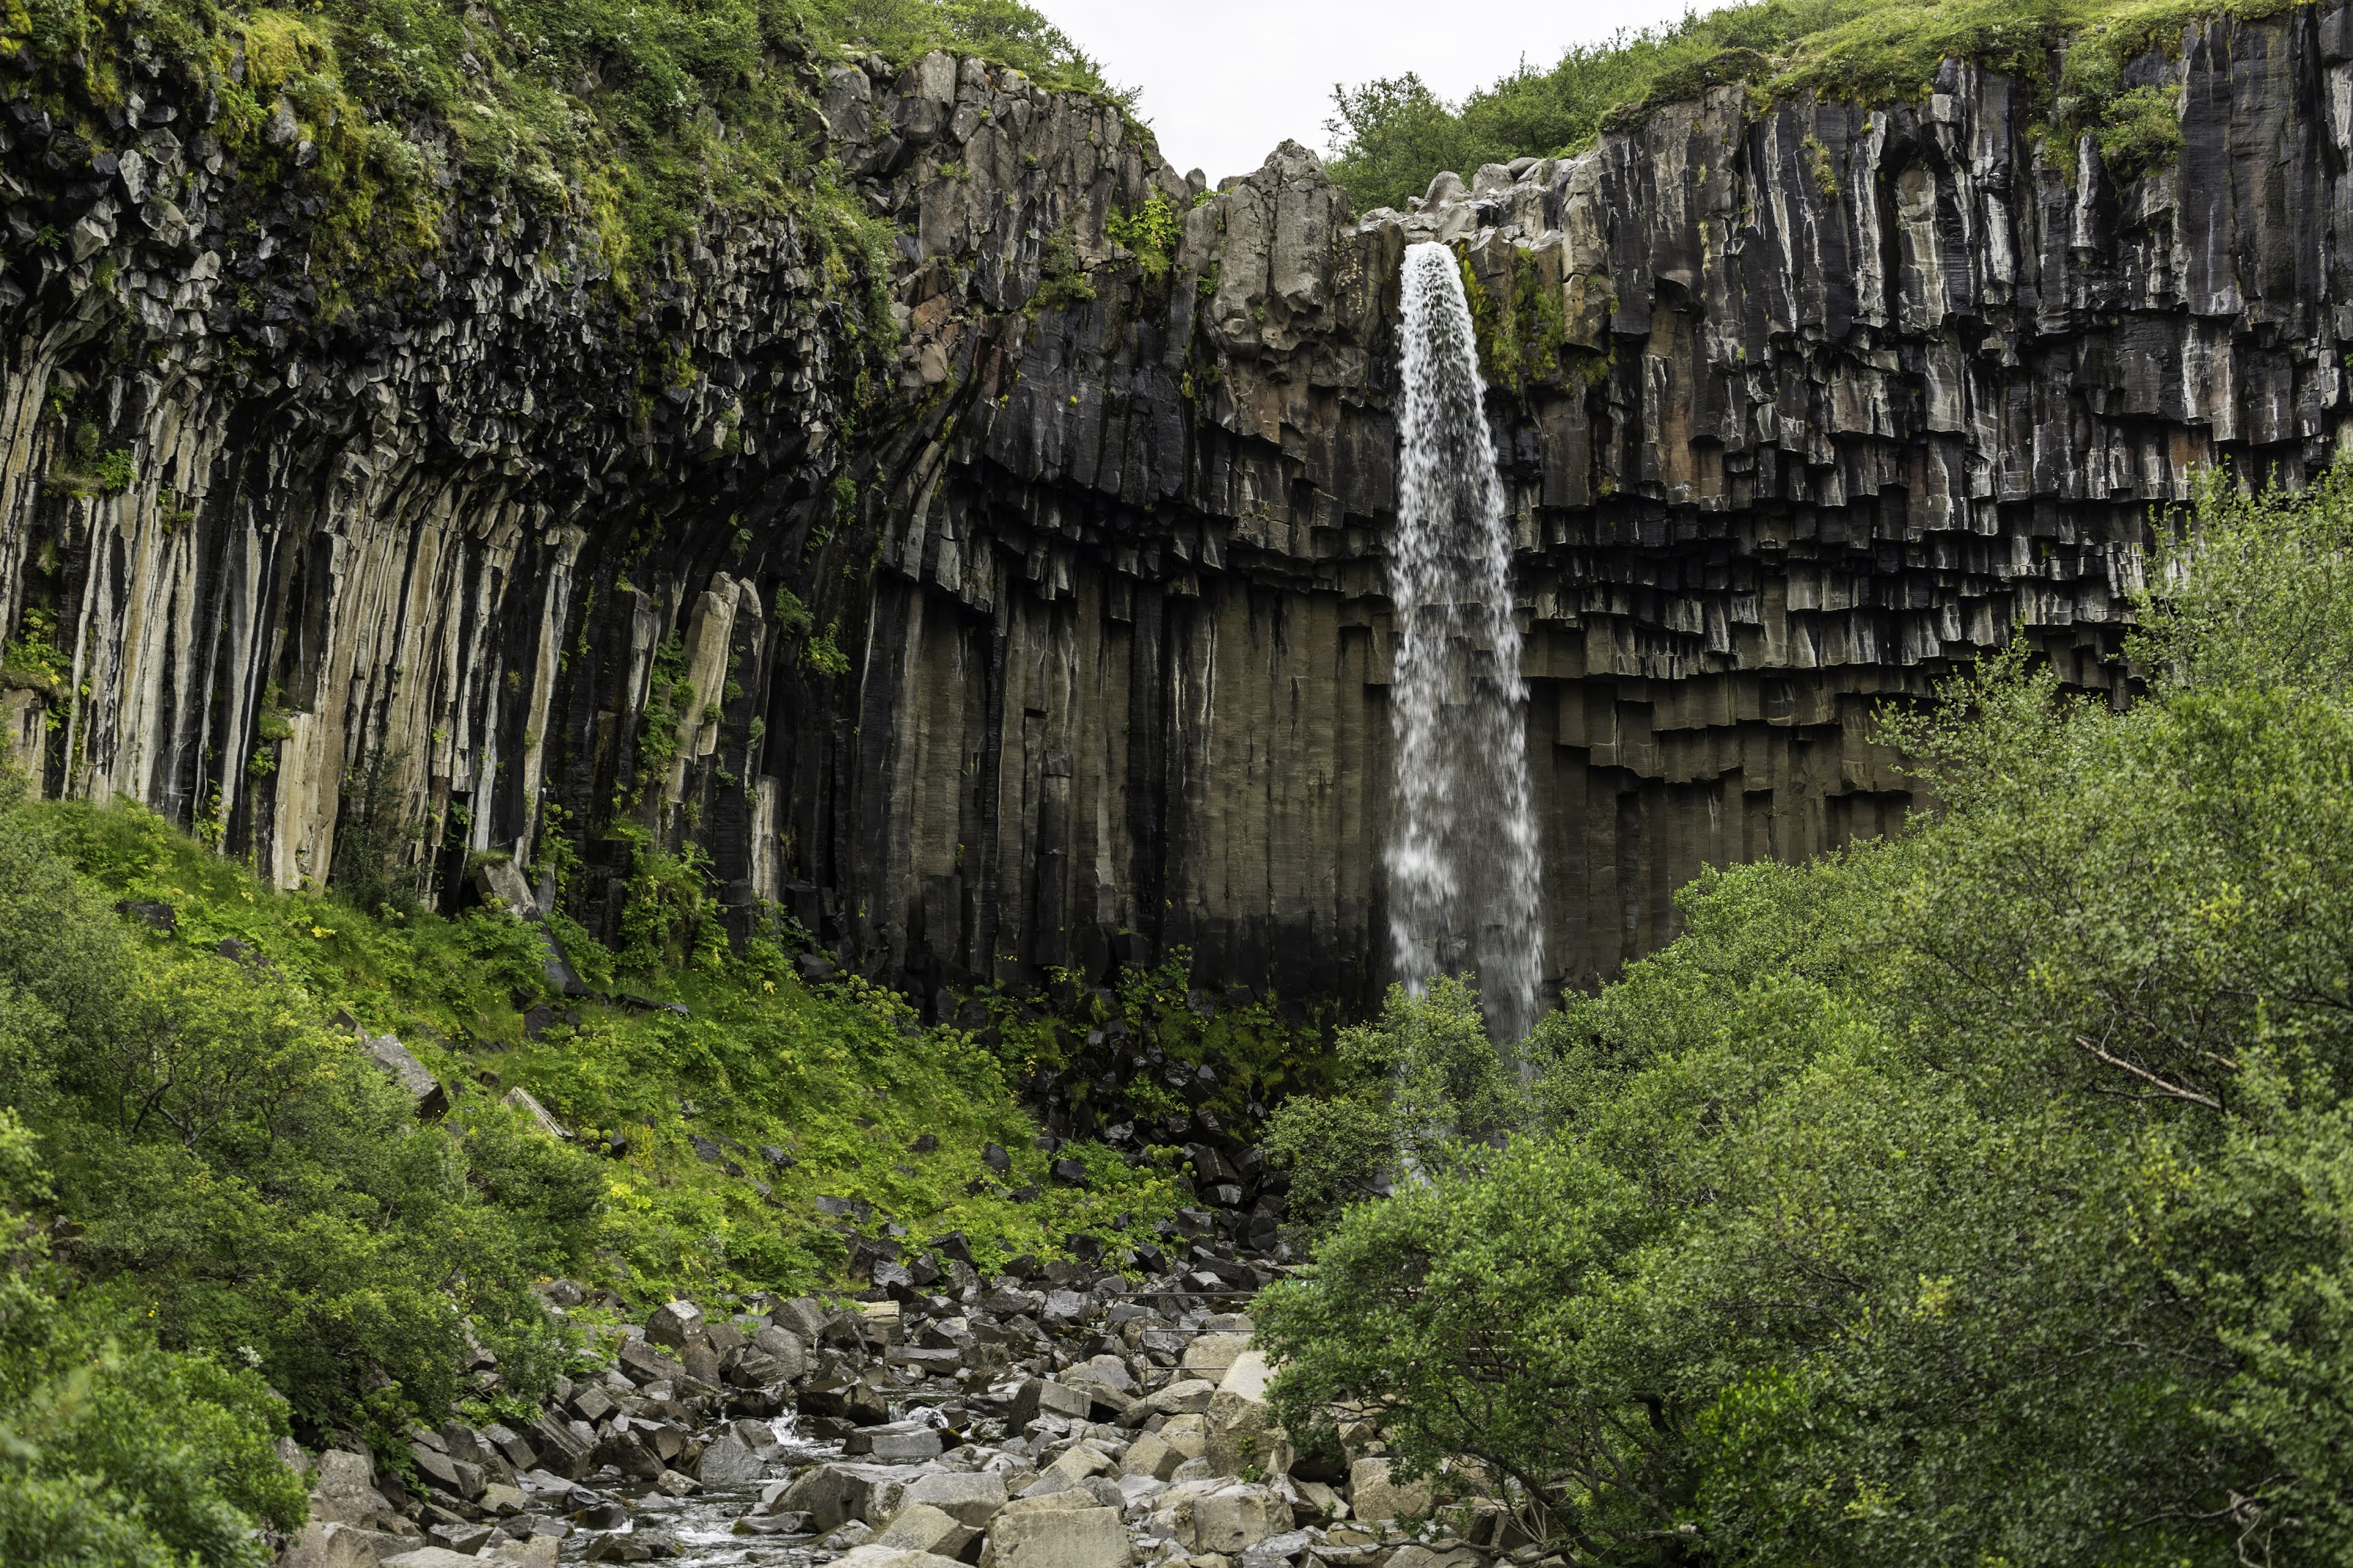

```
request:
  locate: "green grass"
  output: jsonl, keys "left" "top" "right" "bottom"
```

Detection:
{"left": 2, "top": 0, "right": 1125, "bottom": 291}
{"left": 45, "top": 796, "right": 1185, "bottom": 1301}
{"left": 1326, "top": 0, "right": 2298, "bottom": 212}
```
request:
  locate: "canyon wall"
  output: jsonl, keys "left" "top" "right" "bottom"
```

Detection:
{"left": 2, "top": 11, "right": 2344, "bottom": 1013}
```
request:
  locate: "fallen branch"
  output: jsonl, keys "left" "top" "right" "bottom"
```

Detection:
{"left": 2072, "top": 1034, "right": 2222, "bottom": 1111}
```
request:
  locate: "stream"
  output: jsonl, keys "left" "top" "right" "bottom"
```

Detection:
{"left": 552, "top": 1423, "right": 846, "bottom": 1567}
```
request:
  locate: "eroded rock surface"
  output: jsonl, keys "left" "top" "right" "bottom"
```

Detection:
{"left": 3, "top": 14, "right": 2341, "bottom": 1004}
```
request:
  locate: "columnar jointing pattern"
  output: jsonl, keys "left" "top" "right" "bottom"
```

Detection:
{"left": 10, "top": 14, "right": 2353, "bottom": 1018}
{"left": 1388, "top": 244, "right": 1544, "bottom": 1041}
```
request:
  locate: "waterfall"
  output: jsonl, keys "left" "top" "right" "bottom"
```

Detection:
{"left": 1386, "top": 241, "right": 1545, "bottom": 1043}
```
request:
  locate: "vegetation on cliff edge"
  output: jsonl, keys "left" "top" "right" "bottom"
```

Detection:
{"left": 1326, "top": 0, "right": 2282, "bottom": 212}
{"left": 0, "top": 0, "right": 1121, "bottom": 279}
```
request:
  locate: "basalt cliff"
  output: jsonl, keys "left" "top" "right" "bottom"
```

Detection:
{"left": 2, "top": 12, "right": 2342, "bottom": 1014}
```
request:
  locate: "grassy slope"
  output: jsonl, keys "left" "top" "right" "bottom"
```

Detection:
{"left": 47, "top": 797, "right": 1185, "bottom": 1301}
{"left": 1327, "top": 0, "right": 2292, "bottom": 211}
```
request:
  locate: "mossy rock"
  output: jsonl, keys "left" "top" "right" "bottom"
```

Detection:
{"left": 1602, "top": 47, "right": 1780, "bottom": 135}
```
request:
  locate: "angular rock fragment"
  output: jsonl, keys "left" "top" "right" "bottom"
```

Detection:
{"left": 358, "top": 1032, "right": 446, "bottom": 1118}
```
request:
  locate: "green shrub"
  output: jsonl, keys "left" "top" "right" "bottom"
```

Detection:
{"left": 1257, "top": 463, "right": 2353, "bottom": 1564}
{"left": 1028, "top": 222, "right": 1097, "bottom": 313}
{"left": 1255, "top": 1136, "right": 1662, "bottom": 1547}
{"left": 34, "top": 772, "right": 1186, "bottom": 1301}
{"left": 1107, "top": 194, "right": 1181, "bottom": 282}
{"left": 1262, "top": 976, "right": 1527, "bottom": 1229}
{"left": 0, "top": 1109, "right": 307, "bottom": 1568}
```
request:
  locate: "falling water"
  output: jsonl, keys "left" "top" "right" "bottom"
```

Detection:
{"left": 1386, "top": 241, "right": 1545, "bottom": 1043}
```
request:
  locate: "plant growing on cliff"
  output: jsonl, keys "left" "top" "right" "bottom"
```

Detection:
{"left": 1028, "top": 221, "right": 1096, "bottom": 313}
{"left": 1107, "top": 192, "right": 1181, "bottom": 283}
{"left": 615, "top": 837, "right": 725, "bottom": 974}
{"left": 2091, "top": 83, "right": 2184, "bottom": 183}
{"left": 7, "top": 0, "right": 1116, "bottom": 300}
{"left": 43, "top": 414, "right": 136, "bottom": 502}
{"left": 772, "top": 585, "right": 816, "bottom": 640}
{"left": 628, "top": 631, "right": 695, "bottom": 805}
{"left": 801, "top": 623, "right": 852, "bottom": 677}
{"left": 332, "top": 747, "right": 421, "bottom": 918}
{"left": 1457, "top": 246, "right": 1565, "bottom": 394}
{"left": 0, "top": 608, "right": 71, "bottom": 698}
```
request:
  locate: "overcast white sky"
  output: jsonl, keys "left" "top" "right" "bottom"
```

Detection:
{"left": 1032, "top": 0, "right": 1716, "bottom": 185}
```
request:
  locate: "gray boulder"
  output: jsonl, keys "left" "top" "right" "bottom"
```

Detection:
{"left": 1006, "top": 1377, "right": 1093, "bottom": 1428}
{"left": 358, "top": 1032, "right": 445, "bottom": 1118}
{"left": 872, "top": 1502, "right": 979, "bottom": 1558}
{"left": 645, "top": 1299, "right": 707, "bottom": 1350}
{"left": 696, "top": 1432, "right": 766, "bottom": 1484}
{"left": 275, "top": 1521, "right": 406, "bottom": 1568}
{"left": 901, "top": 1468, "right": 1008, "bottom": 1527}
{"left": 1064, "top": 1353, "right": 1133, "bottom": 1393}
{"left": 977, "top": 1499, "right": 1134, "bottom": 1568}
{"left": 307, "top": 1449, "right": 406, "bottom": 1533}
{"left": 779, "top": 1463, "right": 883, "bottom": 1532}
{"left": 615, "top": 1339, "right": 687, "bottom": 1385}
{"left": 752, "top": 1324, "right": 808, "bottom": 1376}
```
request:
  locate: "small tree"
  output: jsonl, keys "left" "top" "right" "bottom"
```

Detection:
{"left": 1261, "top": 975, "right": 1530, "bottom": 1228}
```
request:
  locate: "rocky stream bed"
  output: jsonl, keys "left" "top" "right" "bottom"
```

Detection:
{"left": 275, "top": 1179, "right": 1533, "bottom": 1568}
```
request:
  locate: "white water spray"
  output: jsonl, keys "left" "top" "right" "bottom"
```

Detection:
{"left": 1386, "top": 241, "right": 1545, "bottom": 1043}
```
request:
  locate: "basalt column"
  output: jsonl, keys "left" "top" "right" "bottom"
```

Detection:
{"left": 8, "top": 15, "right": 2352, "bottom": 1013}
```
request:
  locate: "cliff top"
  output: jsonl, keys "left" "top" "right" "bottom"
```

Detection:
{"left": 1325, "top": 0, "right": 2305, "bottom": 210}
{"left": 0, "top": 0, "right": 1129, "bottom": 281}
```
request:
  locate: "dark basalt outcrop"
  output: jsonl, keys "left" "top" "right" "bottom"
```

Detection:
{"left": 1, "top": 12, "right": 2343, "bottom": 1011}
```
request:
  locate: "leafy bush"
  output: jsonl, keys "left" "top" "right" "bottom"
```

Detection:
{"left": 0, "top": 1109, "right": 307, "bottom": 1568}
{"left": 806, "top": 0, "right": 1128, "bottom": 105}
{"left": 1256, "top": 1136, "right": 1662, "bottom": 1544}
{"left": 1107, "top": 194, "right": 1181, "bottom": 282}
{"left": 6, "top": 762, "right": 1182, "bottom": 1418}
{"left": 1262, "top": 976, "right": 1527, "bottom": 1228}
{"left": 1327, "top": 0, "right": 1858, "bottom": 211}
{"left": 972, "top": 951, "right": 1340, "bottom": 1151}
{"left": 1257, "top": 464, "right": 2353, "bottom": 1564}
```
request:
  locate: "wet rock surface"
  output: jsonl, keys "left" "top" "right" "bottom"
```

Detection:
{"left": 5, "top": 13, "right": 2347, "bottom": 1006}
{"left": 275, "top": 1239, "right": 1540, "bottom": 1568}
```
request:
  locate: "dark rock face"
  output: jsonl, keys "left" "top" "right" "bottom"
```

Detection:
{"left": 0, "top": 15, "right": 2338, "bottom": 1007}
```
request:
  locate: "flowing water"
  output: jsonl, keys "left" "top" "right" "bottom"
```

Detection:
{"left": 549, "top": 1421, "right": 842, "bottom": 1566}
{"left": 1386, "top": 241, "right": 1545, "bottom": 1043}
